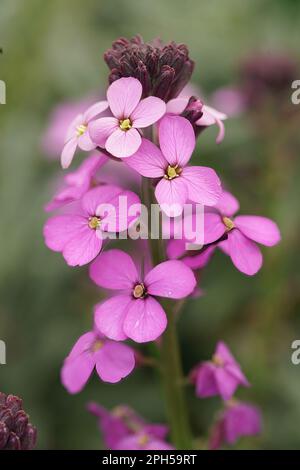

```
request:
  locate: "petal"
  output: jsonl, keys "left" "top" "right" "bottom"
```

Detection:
{"left": 100, "top": 189, "right": 141, "bottom": 233}
{"left": 88, "top": 117, "right": 118, "bottom": 147}
{"left": 77, "top": 131, "right": 97, "bottom": 151}
{"left": 166, "top": 239, "right": 186, "bottom": 260}
{"left": 215, "top": 190, "right": 240, "bottom": 217}
{"left": 62, "top": 225, "right": 103, "bottom": 266}
{"left": 234, "top": 215, "right": 281, "bottom": 246}
{"left": 228, "top": 229, "right": 263, "bottom": 276}
{"left": 158, "top": 115, "right": 195, "bottom": 166}
{"left": 94, "top": 296, "right": 133, "bottom": 341}
{"left": 61, "top": 352, "right": 95, "bottom": 394}
{"left": 61, "top": 137, "right": 78, "bottom": 169}
{"left": 65, "top": 153, "right": 107, "bottom": 187}
{"left": 95, "top": 341, "right": 135, "bottom": 383}
{"left": 81, "top": 185, "right": 122, "bottom": 215}
{"left": 215, "top": 367, "right": 240, "bottom": 400}
{"left": 67, "top": 331, "right": 96, "bottom": 360}
{"left": 195, "top": 363, "right": 219, "bottom": 397}
{"left": 106, "top": 128, "right": 142, "bottom": 158}
{"left": 204, "top": 212, "right": 226, "bottom": 244}
{"left": 125, "top": 139, "right": 166, "bottom": 177}
{"left": 166, "top": 97, "right": 189, "bottom": 115}
{"left": 123, "top": 297, "right": 167, "bottom": 343}
{"left": 89, "top": 249, "right": 138, "bottom": 290}
{"left": 215, "top": 341, "right": 238, "bottom": 365}
{"left": 155, "top": 177, "right": 188, "bottom": 217}
{"left": 181, "top": 166, "right": 222, "bottom": 206}
{"left": 107, "top": 77, "right": 142, "bottom": 119}
{"left": 145, "top": 260, "right": 196, "bottom": 299}
{"left": 43, "top": 215, "right": 86, "bottom": 252}
{"left": 83, "top": 101, "right": 109, "bottom": 122}
{"left": 183, "top": 245, "right": 216, "bottom": 270}
{"left": 130, "top": 97, "right": 166, "bottom": 127}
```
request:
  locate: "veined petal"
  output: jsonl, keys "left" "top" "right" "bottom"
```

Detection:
{"left": 43, "top": 214, "right": 86, "bottom": 252}
{"left": 145, "top": 260, "right": 196, "bottom": 299}
{"left": 88, "top": 117, "right": 118, "bottom": 147}
{"left": 106, "top": 128, "right": 142, "bottom": 158}
{"left": 181, "top": 166, "right": 222, "bottom": 206}
{"left": 204, "top": 212, "right": 225, "bottom": 244}
{"left": 89, "top": 249, "right": 138, "bottom": 289}
{"left": 155, "top": 177, "right": 188, "bottom": 217}
{"left": 61, "top": 137, "right": 78, "bottom": 169}
{"left": 107, "top": 77, "right": 142, "bottom": 119}
{"left": 123, "top": 297, "right": 167, "bottom": 343}
{"left": 62, "top": 225, "right": 103, "bottom": 266}
{"left": 159, "top": 115, "right": 195, "bottom": 167}
{"left": 95, "top": 341, "right": 135, "bottom": 383}
{"left": 130, "top": 97, "right": 166, "bottom": 128}
{"left": 77, "top": 131, "right": 97, "bottom": 151}
{"left": 215, "top": 190, "right": 240, "bottom": 217}
{"left": 94, "top": 295, "right": 133, "bottom": 341}
{"left": 83, "top": 101, "right": 109, "bottom": 122}
{"left": 234, "top": 215, "right": 281, "bottom": 246}
{"left": 125, "top": 139, "right": 166, "bottom": 177}
{"left": 81, "top": 185, "right": 122, "bottom": 216}
{"left": 61, "top": 351, "right": 95, "bottom": 394}
{"left": 228, "top": 229, "right": 263, "bottom": 276}
{"left": 166, "top": 97, "right": 189, "bottom": 115}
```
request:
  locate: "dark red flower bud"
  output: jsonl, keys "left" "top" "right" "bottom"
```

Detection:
{"left": 181, "top": 96, "right": 204, "bottom": 128}
{"left": 104, "top": 35, "right": 195, "bottom": 101}
{"left": 0, "top": 392, "right": 37, "bottom": 450}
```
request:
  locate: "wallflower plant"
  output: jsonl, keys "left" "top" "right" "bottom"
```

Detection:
{"left": 43, "top": 35, "right": 281, "bottom": 450}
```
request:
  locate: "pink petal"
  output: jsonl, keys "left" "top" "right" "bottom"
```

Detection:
{"left": 100, "top": 189, "right": 141, "bottom": 233}
{"left": 145, "top": 260, "right": 196, "bottom": 299}
{"left": 77, "top": 131, "right": 97, "bottom": 151}
{"left": 106, "top": 128, "right": 142, "bottom": 158}
{"left": 183, "top": 245, "right": 216, "bottom": 270}
{"left": 81, "top": 185, "right": 122, "bottom": 216}
{"left": 228, "top": 229, "right": 263, "bottom": 275}
{"left": 62, "top": 225, "right": 103, "bottom": 266}
{"left": 88, "top": 117, "right": 118, "bottom": 147}
{"left": 125, "top": 139, "right": 166, "bottom": 177}
{"left": 166, "top": 239, "right": 186, "bottom": 260}
{"left": 215, "top": 367, "right": 240, "bottom": 400}
{"left": 130, "top": 97, "right": 166, "bottom": 128}
{"left": 65, "top": 153, "right": 107, "bottom": 187}
{"left": 61, "top": 351, "right": 95, "bottom": 394}
{"left": 215, "top": 341, "right": 238, "bottom": 365}
{"left": 89, "top": 249, "right": 138, "bottom": 290}
{"left": 67, "top": 331, "right": 96, "bottom": 360}
{"left": 218, "top": 238, "right": 230, "bottom": 255}
{"left": 181, "top": 166, "right": 222, "bottom": 206}
{"left": 123, "top": 297, "right": 167, "bottom": 343}
{"left": 204, "top": 212, "right": 226, "bottom": 244}
{"left": 107, "top": 77, "right": 142, "bottom": 119}
{"left": 155, "top": 177, "right": 188, "bottom": 217}
{"left": 61, "top": 137, "right": 78, "bottom": 169}
{"left": 195, "top": 363, "right": 219, "bottom": 397}
{"left": 215, "top": 190, "right": 240, "bottom": 217}
{"left": 65, "top": 114, "right": 83, "bottom": 143}
{"left": 234, "top": 215, "right": 281, "bottom": 246}
{"left": 95, "top": 341, "right": 135, "bottom": 383}
{"left": 43, "top": 215, "right": 86, "bottom": 252}
{"left": 159, "top": 115, "right": 195, "bottom": 166}
{"left": 166, "top": 97, "right": 189, "bottom": 114}
{"left": 94, "top": 296, "right": 133, "bottom": 341}
{"left": 83, "top": 101, "right": 109, "bottom": 122}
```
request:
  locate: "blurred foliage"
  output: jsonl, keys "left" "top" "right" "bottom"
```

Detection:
{"left": 0, "top": 0, "right": 300, "bottom": 449}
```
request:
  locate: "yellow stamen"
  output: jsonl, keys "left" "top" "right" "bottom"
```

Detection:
{"left": 222, "top": 216, "right": 235, "bottom": 231}
{"left": 212, "top": 354, "right": 224, "bottom": 366}
{"left": 165, "top": 164, "right": 182, "bottom": 180}
{"left": 91, "top": 339, "right": 103, "bottom": 352}
{"left": 76, "top": 124, "right": 87, "bottom": 136}
{"left": 88, "top": 216, "right": 101, "bottom": 230}
{"left": 119, "top": 118, "right": 132, "bottom": 131}
{"left": 133, "top": 283, "right": 145, "bottom": 299}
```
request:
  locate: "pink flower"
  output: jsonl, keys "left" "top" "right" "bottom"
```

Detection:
{"left": 61, "top": 330, "right": 135, "bottom": 394}
{"left": 61, "top": 101, "right": 109, "bottom": 169}
{"left": 45, "top": 153, "right": 107, "bottom": 212}
{"left": 88, "top": 403, "right": 172, "bottom": 450}
{"left": 90, "top": 249, "right": 196, "bottom": 343}
{"left": 191, "top": 341, "right": 249, "bottom": 401}
{"left": 117, "top": 433, "right": 174, "bottom": 450}
{"left": 166, "top": 97, "right": 227, "bottom": 143}
{"left": 43, "top": 186, "right": 140, "bottom": 266}
{"left": 209, "top": 401, "right": 262, "bottom": 449}
{"left": 203, "top": 190, "right": 281, "bottom": 275}
{"left": 126, "top": 115, "right": 222, "bottom": 217}
{"left": 89, "top": 78, "right": 166, "bottom": 158}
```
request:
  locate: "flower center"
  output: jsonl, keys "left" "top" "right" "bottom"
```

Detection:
{"left": 88, "top": 216, "right": 101, "bottom": 230}
{"left": 91, "top": 339, "right": 103, "bottom": 352}
{"left": 212, "top": 354, "right": 224, "bottom": 367}
{"left": 222, "top": 216, "right": 235, "bottom": 231}
{"left": 138, "top": 434, "right": 149, "bottom": 446}
{"left": 119, "top": 118, "right": 132, "bottom": 131}
{"left": 133, "top": 283, "right": 146, "bottom": 299}
{"left": 76, "top": 124, "right": 87, "bottom": 136}
{"left": 164, "top": 164, "right": 182, "bottom": 180}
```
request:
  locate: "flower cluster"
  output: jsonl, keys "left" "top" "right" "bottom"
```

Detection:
{"left": 43, "top": 36, "right": 281, "bottom": 450}
{"left": 0, "top": 393, "right": 37, "bottom": 450}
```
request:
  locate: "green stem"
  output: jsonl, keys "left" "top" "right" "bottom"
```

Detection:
{"left": 141, "top": 176, "right": 193, "bottom": 449}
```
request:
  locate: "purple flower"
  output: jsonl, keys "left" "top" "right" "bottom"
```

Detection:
{"left": 89, "top": 249, "right": 196, "bottom": 343}
{"left": 45, "top": 153, "right": 107, "bottom": 212}
{"left": 126, "top": 115, "right": 222, "bottom": 217}
{"left": 87, "top": 402, "right": 173, "bottom": 450}
{"left": 203, "top": 190, "right": 281, "bottom": 275}
{"left": 61, "top": 330, "right": 135, "bottom": 394}
{"left": 89, "top": 78, "right": 166, "bottom": 158}
{"left": 61, "top": 101, "right": 109, "bottom": 169}
{"left": 44, "top": 185, "right": 140, "bottom": 266}
{"left": 191, "top": 341, "right": 249, "bottom": 400}
{"left": 209, "top": 400, "right": 262, "bottom": 449}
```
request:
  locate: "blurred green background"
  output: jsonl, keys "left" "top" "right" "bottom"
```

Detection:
{"left": 0, "top": 0, "right": 300, "bottom": 449}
